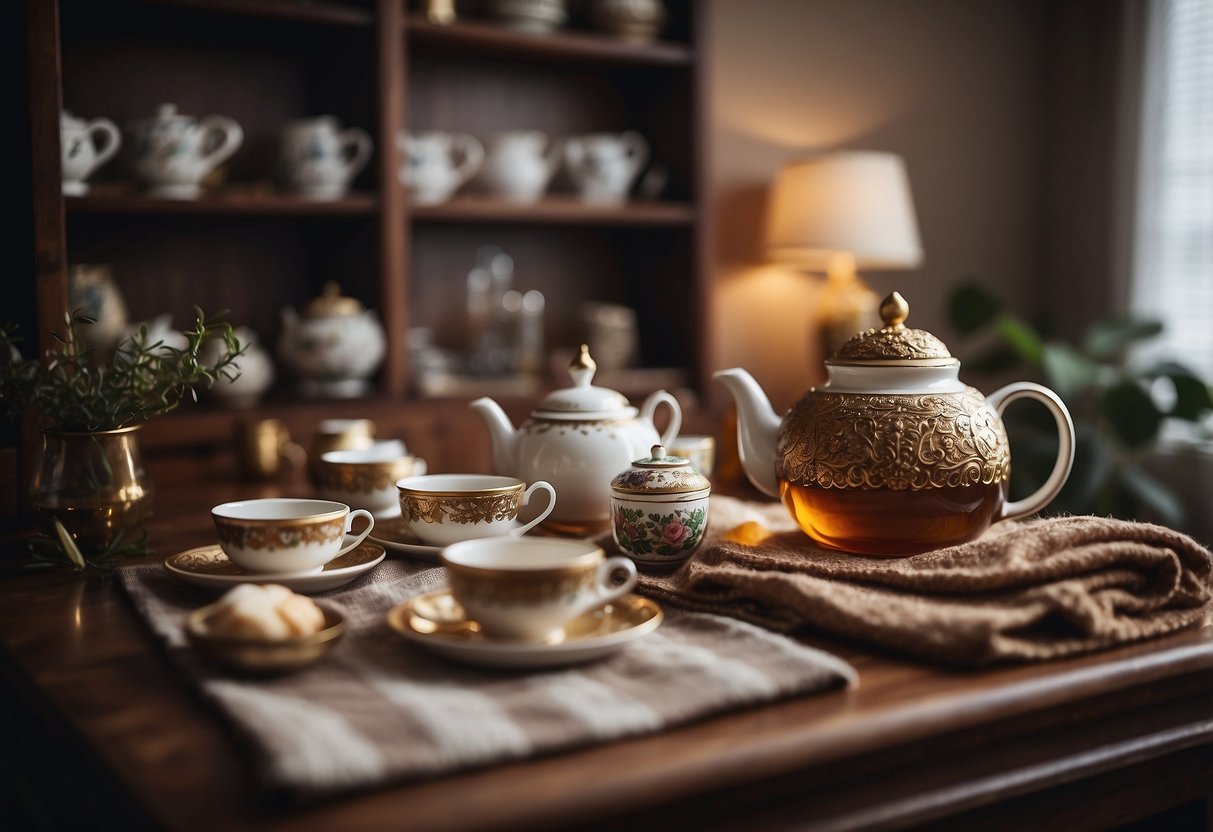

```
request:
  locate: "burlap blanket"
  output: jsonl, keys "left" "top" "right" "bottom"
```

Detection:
{"left": 631, "top": 497, "right": 1213, "bottom": 665}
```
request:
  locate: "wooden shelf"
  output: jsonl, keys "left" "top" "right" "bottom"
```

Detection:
{"left": 66, "top": 191, "right": 379, "bottom": 217}
{"left": 410, "top": 196, "right": 696, "bottom": 226}
{"left": 142, "top": 0, "right": 374, "bottom": 26}
{"left": 406, "top": 15, "right": 693, "bottom": 66}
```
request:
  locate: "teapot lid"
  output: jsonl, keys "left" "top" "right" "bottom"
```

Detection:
{"left": 532, "top": 345, "right": 637, "bottom": 420}
{"left": 611, "top": 444, "right": 711, "bottom": 495}
{"left": 829, "top": 291, "right": 957, "bottom": 367}
{"left": 304, "top": 282, "right": 364, "bottom": 317}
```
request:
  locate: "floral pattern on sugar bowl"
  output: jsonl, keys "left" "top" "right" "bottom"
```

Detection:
{"left": 278, "top": 282, "right": 386, "bottom": 398}
{"left": 610, "top": 444, "right": 710, "bottom": 567}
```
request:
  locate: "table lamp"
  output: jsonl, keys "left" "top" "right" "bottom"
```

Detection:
{"left": 765, "top": 150, "right": 923, "bottom": 358}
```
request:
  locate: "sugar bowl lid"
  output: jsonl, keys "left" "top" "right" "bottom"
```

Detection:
{"left": 305, "top": 281, "right": 364, "bottom": 317}
{"left": 829, "top": 291, "right": 957, "bottom": 367}
{"left": 532, "top": 344, "right": 637, "bottom": 420}
{"left": 611, "top": 444, "right": 711, "bottom": 495}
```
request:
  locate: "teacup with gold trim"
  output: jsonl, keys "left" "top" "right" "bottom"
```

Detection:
{"left": 396, "top": 474, "right": 555, "bottom": 546}
{"left": 317, "top": 440, "right": 427, "bottom": 516}
{"left": 442, "top": 537, "right": 638, "bottom": 641}
{"left": 211, "top": 498, "right": 375, "bottom": 574}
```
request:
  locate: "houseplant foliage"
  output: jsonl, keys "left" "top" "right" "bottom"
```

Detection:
{"left": 947, "top": 281, "right": 1213, "bottom": 526}
{"left": 0, "top": 309, "right": 244, "bottom": 569}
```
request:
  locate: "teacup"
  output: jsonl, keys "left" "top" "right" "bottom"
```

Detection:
{"left": 211, "top": 498, "right": 374, "bottom": 574}
{"left": 396, "top": 474, "right": 555, "bottom": 545}
{"left": 442, "top": 537, "right": 638, "bottom": 641}
{"left": 317, "top": 441, "right": 427, "bottom": 516}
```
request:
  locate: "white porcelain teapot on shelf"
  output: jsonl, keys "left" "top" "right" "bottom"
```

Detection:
{"left": 398, "top": 130, "right": 483, "bottom": 205}
{"left": 564, "top": 131, "right": 648, "bottom": 203}
{"left": 478, "top": 131, "right": 562, "bottom": 203}
{"left": 470, "top": 344, "right": 682, "bottom": 533}
{"left": 278, "top": 116, "right": 372, "bottom": 200}
{"left": 60, "top": 111, "right": 121, "bottom": 196}
{"left": 126, "top": 103, "right": 243, "bottom": 199}
{"left": 278, "top": 282, "right": 385, "bottom": 398}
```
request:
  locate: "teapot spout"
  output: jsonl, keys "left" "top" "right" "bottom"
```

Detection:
{"left": 469, "top": 397, "right": 519, "bottom": 476}
{"left": 713, "top": 369, "right": 781, "bottom": 497}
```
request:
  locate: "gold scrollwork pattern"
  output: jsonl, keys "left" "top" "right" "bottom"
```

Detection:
{"left": 400, "top": 492, "right": 522, "bottom": 525}
{"left": 214, "top": 519, "right": 345, "bottom": 551}
{"left": 447, "top": 570, "right": 593, "bottom": 607}
{"left": 776, "top": 388, "right": 1010, "bottom": 491}
{"left": 834, "top": 326, "right": 952, "bottom": 362}
{"left": 317, "top": 461, "right": 413, "bottom": 493}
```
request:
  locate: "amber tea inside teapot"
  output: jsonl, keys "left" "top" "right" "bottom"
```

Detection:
{"left": 715, "top": 292, "right": 1076, "bottom": 556}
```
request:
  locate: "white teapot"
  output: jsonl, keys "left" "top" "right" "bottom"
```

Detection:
{"left": 479, "top": 131, "right": 562, "bottom": 202}
{"left": 278, "top": 282, "right": 386, "bottom": 398}
{"left": 60, "top": 111, "right": 120, "bottom": 196}
{"left": 564, "top": 131, "right": 648, "bottom": 203}
{"left": 201, "top": 326, "right": 275, "bottom": 408}
{"left": 279, "top": 116, "right": 372, "bottom": 200}
{"left": 398, "top": 130, "right": 483, "bottom": 205}
{"left": 470, "top": 344, "right": 682, "bottom": 532}
{"left": 126, "top": 103, "right": 243, "bottom": 199}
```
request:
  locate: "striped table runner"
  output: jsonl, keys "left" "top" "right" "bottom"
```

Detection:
{"left": 119, "top": 557, "right": 854, "bottom": 797}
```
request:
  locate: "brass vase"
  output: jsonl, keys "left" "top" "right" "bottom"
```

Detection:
{"left": 29, "top": 425, "right": 154, "bottom": 552}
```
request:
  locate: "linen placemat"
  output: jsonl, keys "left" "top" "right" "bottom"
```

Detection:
{"left": 118, "top": 558, "right": 855, "bottom": 798}
{"left": 629, "top": 497, "right": 1213, "bottom": 666}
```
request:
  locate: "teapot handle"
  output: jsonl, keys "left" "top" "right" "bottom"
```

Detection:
{"left": 337, "top": 128, "right": 373, "bottom": 183}
{"left": 987, "top": 382, "right": 1075, "bottom": 522}
{"left": 639, "top": 389, "right": 682, "bottom": 447}
{"left": 196, "top": 115, "right": 244, "bottom": 176}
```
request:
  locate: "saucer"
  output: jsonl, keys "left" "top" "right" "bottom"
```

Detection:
{"left": 385, "top": 589, "right": 663, "bottom": 669}
{"left": 186, "top": 604, "right": 346, "bottom": 674}
{"left": 164, "top": 536, "right": 386, "bottom": 594}
{"left": 368, "top": 516, "right": 442, "bottom": 562}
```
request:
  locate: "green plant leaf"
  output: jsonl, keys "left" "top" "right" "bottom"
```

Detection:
{"left": 1083, "top": 317, "right": 1163, "bottom": 359}
{"left": 1102, "top": 381, "right": 1163, "bottom": 449}
{"left": 947, "top": 282, "right": 1004, "bottom": 334}
{"left": 994, "top": 315, "right": 1044, "bottom": 363}
{"left": 1168, "top": 374, "right": 1213, "bottom": 420}
{"left": 1041, "top": 343, "right": 1098, "bottom": 401}
{"left": 1120, "top": 463, "right": 1185, "bottom": 527}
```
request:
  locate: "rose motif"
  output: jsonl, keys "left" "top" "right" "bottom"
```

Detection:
{"left": 661, "top": 521, "right": 689, "bottom": 548}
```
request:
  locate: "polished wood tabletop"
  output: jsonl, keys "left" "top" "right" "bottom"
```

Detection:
{"left": 2, "top": 457, "right": 1212, "bottom": 831}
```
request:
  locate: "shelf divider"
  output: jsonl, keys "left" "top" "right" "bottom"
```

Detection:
{"left": 405, "top": 14, "right": 693, "bottom": 66}
{"left": 66, "top": 191, "right": 379, "bottom": 217}
{"left": 409, "top": 196, "right": 696, "bottom": 226}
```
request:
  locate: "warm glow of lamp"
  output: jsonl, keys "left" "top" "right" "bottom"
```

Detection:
{"left": 766, "top": 150, "right": 923, "bottom": 356}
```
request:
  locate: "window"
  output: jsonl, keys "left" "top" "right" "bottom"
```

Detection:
{"left": 1130, "top": 0, "right": 1213, "bottom": 382}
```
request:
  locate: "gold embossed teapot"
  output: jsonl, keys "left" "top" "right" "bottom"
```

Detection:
{"left": 715, "top": 292, "right": 1075, "bottom": 556}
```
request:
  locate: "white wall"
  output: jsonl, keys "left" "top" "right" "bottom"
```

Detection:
{"left": 709, "top": 0, "right": 1045, "bottom": 410}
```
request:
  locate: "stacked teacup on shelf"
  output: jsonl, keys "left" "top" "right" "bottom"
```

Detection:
{"left": 399, "top": 128, "right": 651, "bottom": 205}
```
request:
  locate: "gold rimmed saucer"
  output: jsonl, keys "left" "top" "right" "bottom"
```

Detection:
{"left": 386, "top": 590, "right": 663, "bottom": 669}
{"left": 164, "top": 537, "right": 385, "bottom": 594}
{"left": 186, "top": 604, "right": 346, "bottom": 674}
{"left": 368, "top": 516, "right": 443, "bottom": 561}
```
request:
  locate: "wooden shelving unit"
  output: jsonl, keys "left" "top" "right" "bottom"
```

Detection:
{"left": 23, "top": 0, "right": 710, "bottom": 462}
{"left": 66, "top": 191, "right": 379, "bottom": 216}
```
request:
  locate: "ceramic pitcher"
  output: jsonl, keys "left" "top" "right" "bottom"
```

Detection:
{"left": 127, "top": 103, "right": 243, "bottom": 199}
{"left": 398, "top": 131, "right": 483, "bottom": 205}
{"left": 565, "top": 131, "right": 648, "bottom": 203}
{"left": 279, "top": 116, "right": 372, "bottom": 200}
{"left": 60, "top": 111, "right": 121, "bottom": 196}
{"left": 479, "top": 131, "right": 562, "bottom": 202}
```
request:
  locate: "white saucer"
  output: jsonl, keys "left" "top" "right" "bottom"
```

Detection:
{"left": 386, "top": 589, "right": 663, "bottom": 669}
{"left": 163, "top": 536, "right": 386, "bottom": 594}
{"left": 367, "top": 516, "right": 442, "bottom": 562}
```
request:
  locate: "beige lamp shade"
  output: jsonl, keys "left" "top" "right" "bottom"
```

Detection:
{"left": 766, "top": 151, "right": 923, "bottom": 271}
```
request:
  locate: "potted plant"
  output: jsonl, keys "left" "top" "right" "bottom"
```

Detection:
{"left": 1, "top": 309, "right": 243, "bottom": 562}
{"left": 946, "top": 282, "right": 1213, "bottom": 527}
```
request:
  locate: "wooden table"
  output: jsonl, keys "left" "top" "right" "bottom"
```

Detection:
{"left": 2, "top": 461, "right": 1212, "bottom": 832}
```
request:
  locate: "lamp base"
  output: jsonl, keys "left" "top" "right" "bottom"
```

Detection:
{"left": 817, "top": 270, "right": 879, "bottom": 360}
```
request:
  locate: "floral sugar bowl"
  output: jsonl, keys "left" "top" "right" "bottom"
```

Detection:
{"left": 611, "top": 444, "right": 710, "bottom": 568}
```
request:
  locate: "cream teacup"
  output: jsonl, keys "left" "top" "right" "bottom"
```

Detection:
{"left": 317, "top": 441, "right": 427, "bottom": 516}
{"left": 396, "top": 474, "right": 555, "bottom": 546}
{"left": 442, "top": 537, "right": 638, "bottom": 641}
{"left": 211, "top": 498, "right": 374, "bottom": 574}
